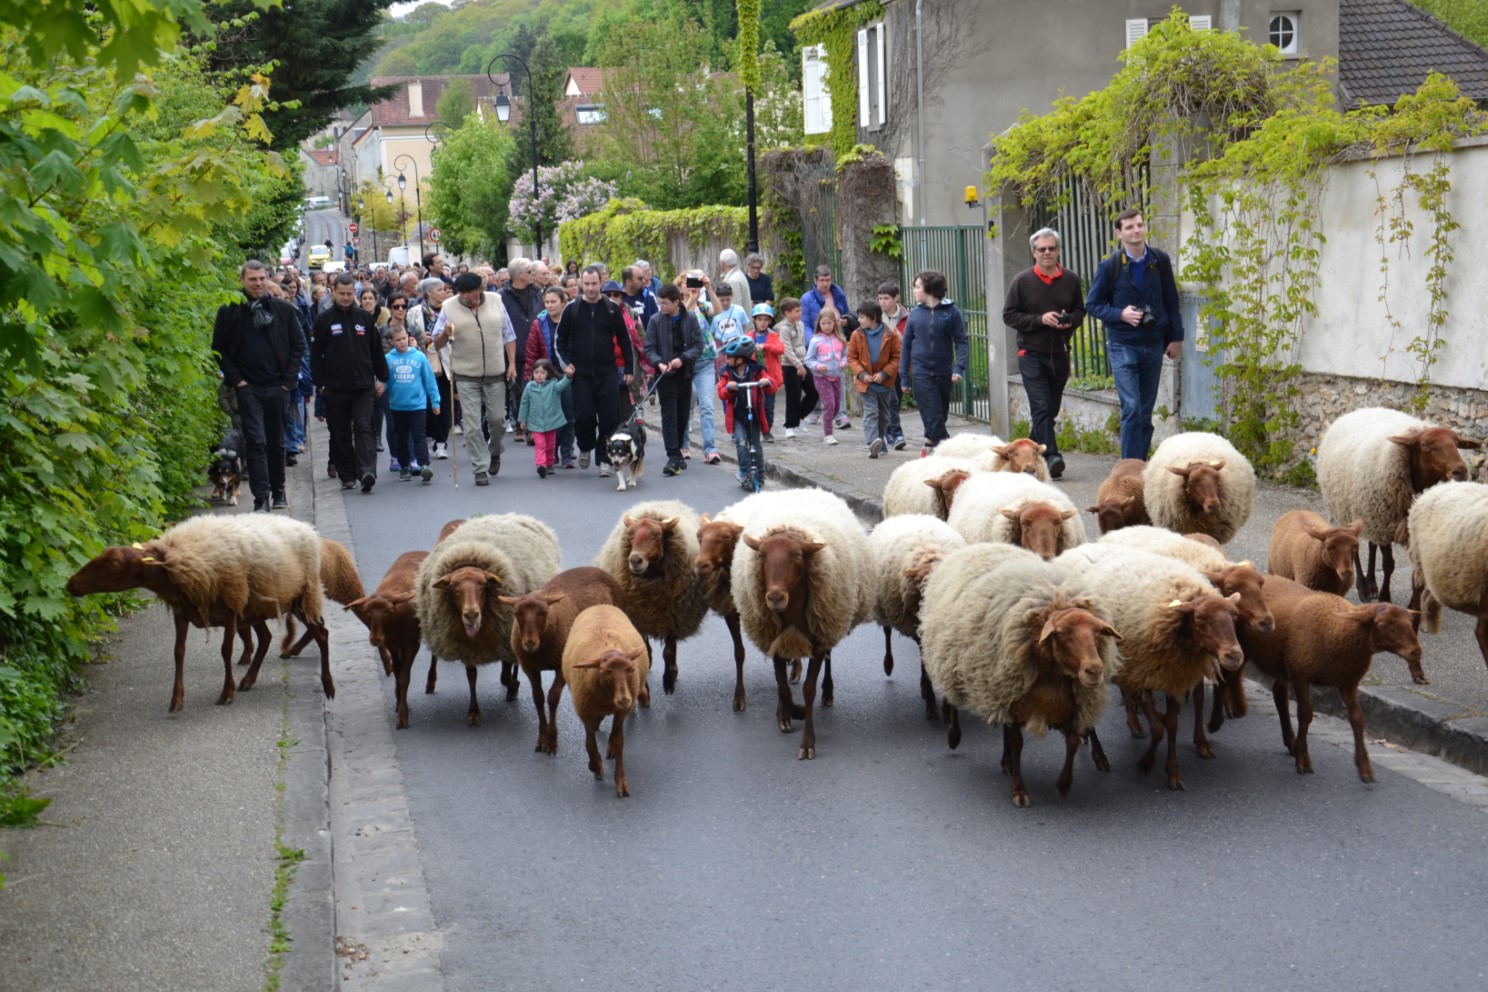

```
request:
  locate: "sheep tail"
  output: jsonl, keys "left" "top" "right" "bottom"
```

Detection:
{"left": 1422, "top": 589, "right": 1443, "bottom": 635}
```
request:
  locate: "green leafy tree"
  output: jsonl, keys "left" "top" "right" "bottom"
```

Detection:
{"left": 427, "top": 118, "right": 517, "bottom": 258}
{"left": 436, "top": 77, "right": 478, "bottom": 126}
{"left": 1408, "top": 1, "right": 1488, "bottom": 50}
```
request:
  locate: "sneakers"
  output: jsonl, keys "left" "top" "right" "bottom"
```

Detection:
{"left": 1047, "top": 454, "right": 1066, "bottom": 480}
{"left": 662, "top": 460, "right": 680, "bottom": 477}
{"left": 807, "top": 413, "right": 821, "bottom": 425}
{"left": 390, "top": 459, "right": 402, "bottom": 473}
{"left": 562, "top": 456, "right": 577, "bottom": 470}
{"left": 598, "top": 464, "right": 613, "bottom": 478}
{"left": 891, "top": 434, "right": 907, "bottom": 450}
{"left": 920, "top": 444, "right": 937, "bottom": 458}
{"left": 421, "top": 466, "right": 433, "bottom": 483}
{"left": 537, "top": 465, "right": 548, "bottom": 478}
{"left": 271, "top": 492, "right": 288, "bottom": 510}
{"left": 579, "top": 452, "right": 591, "bottom": 469}
{"left": 399, "top": 467, "right": 411, "bottom": 481}
{"left": 526, "top": 435, "right": 536, "bottom": 446}
{"left": 762, "top": 432, "right": 775, "bottom": 444}
{"left": 489, "top": 456, "right": 500, "bottom": 477}
{"left": 327, "top": 463, "right": 338, "bottom": 479}
{"left": 285, "top": 453, "right": 298, "bottom": 467}
{"left": 681, "top": 448, "right": 691, "bottom": 460}
{"left": 703, "top": 452, "right": 721, "bottom": 464}
{"left": 361, "top": 472, "right": 376, "bottom": 493}
{"left": 869, "top": 438, "right": 884, "bottom": 459}
{"left": 835, "top": 417, "right": 851, "bottom": 430}
{"left": 785, "top": 427, "right": 797, "bottom": 439}
{"left": 435, "top": 443, "right": 449, "bottom": 460}
{"left": 454, "top": 423, "right": 464, "bottom": 435}
{"left": 341, "top": 480, "right": 356, "bottom": 490}
{"left": 252, "top": 497, "right": 270, "bottom": 514}
{"left": 678, "top": 457, "right": 688, "bottom": 470}
{"left": 824, "top": 435, "right": 839, "bottom": 446}
{"left": 376, "top": 441, "right": 385, "bottom": 452}
{"left": 475, "top": 471, "right": 490, "bottom": 486}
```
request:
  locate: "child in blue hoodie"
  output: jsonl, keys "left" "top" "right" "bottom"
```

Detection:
{"left": 385, "top": 325, "right": 440, "bottom": 482}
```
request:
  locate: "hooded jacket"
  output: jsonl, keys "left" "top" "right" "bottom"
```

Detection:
{"left": 311, "top": 302, "right": 387, "bottom": 391}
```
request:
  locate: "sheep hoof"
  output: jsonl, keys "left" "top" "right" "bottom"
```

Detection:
{"left": 1011, "top": 792, "right": 1032, "bottom": 808}
{"left": 662, "top": 669, "right": 677, "bottom": 694}
{"left": 1195, "top": 743, "right": 1216, "bottom": 760}
{"left": 1167, "top": 777, "right": 1186, "bottom": 791}
{"left": 1359, "top": 770, "right": 1375, "bottom": 784}
{"left": 467, "top": 712, "right": 482, "bottom": 727}
{"left": 947, "top": 727, "right": 962, "bottom": 750}
{"left": 1136, "top": 755, "right": 1155, "bottom": 775}
{"left": 215, "top": 693, "right": 234, "bottom": 706}
{"left": 236, "top": 679, "right": 254, "bottom": 692}
{"left": 395, "top": 715, "right": 408, "bottom": 730}
{"left": 615, "top": 781, "right": 630, "bottom": 798}
{"left": 732, "top": 693, "right": 746, "bottom": 713}
{"left": 1296, "top": 761, "right": 1314, "bottom": 775}
{"left": 882, "top": 655, "right": 894, "bottom": 676}
{"left": 797, "top": 744, "right": 815, "bottom": 760}
{"left": 1412, "top": 673, "right": 1430, "bottom": 685}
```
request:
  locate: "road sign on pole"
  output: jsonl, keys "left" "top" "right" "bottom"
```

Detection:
{"left": 348, "top": 222, "right": 358, "bottom": 235}
{"left": 352, "top": 237, "right": 360, "bottom": 247}
{"left": 429, "top": 228, "right": 441, "bottom": 244}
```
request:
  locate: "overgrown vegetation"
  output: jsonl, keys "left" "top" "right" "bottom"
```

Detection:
{"left": 559, "top": 198, "right": 747, "bottom": 277}
{"left": 789, "top": 1, "right": 885, "bottom": 158}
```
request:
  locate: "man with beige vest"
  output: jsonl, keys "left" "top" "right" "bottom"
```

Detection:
{"left": 431, "top": 272, "right": 517, "bottom": 485}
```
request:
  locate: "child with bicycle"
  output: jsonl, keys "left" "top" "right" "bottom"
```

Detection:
{"left": 716, "top": 337, "right": 776, "bottom": 491}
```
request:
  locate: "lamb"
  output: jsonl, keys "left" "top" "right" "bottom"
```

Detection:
{"left": 987, "top": 437, "right": 1051, "bottom": 479}
{"left": 1237, "top": 575, "right": 1422, "bottom": 781}
{"left": 1089, "top": 458, "right": 1151, "bottom": 534}
{"left": 945, "top": 471, "right": 1085, "bottom": 559}
{"left": 1142, "top": 431, "right": 1257, "bottom": 544}
{"left": 695, "top": 492, "right": 777, "bottom": 712}
{"left": 346, "top": 551, "right": 430, "bottom": 729}
{"left": 499, "top": 566, "right": 627, "bottom": 754}
{"left": 882, "top": 455, "right": 977, "bottom": 520}
{"left": 919, "top": 552, "right": 1120, "bottom": 806}
{"left": 1408, "top": 481, "right": 1488, "bottom": 672}
{"left": 66, "top": 514, "right": 332, "bottom": 712}
{"left": 1060, "top": 543, "right": 1243, "bottom": 790}
{"left": 595, "top": 500, "right": 709, "bottom": 700}
{"left": 281, "top": 537, "right": 365, "bottom": 659}
{"left": 414, "top": 513, "right": 561, "bottom": 727}
{"left": 732, "top": 488, "right": 872, "bottom": 759}
{"left": 1318, "top": 407, "right": 1478, "bottom": 602}
{"left": 1267, "top": 510, "right": 1363, "bottom": 596}
{"left": 866, "top": 514, "right": 966, "bottom": 719}
{"left": 562, "top": 604, "right": 650, "bottom": 798}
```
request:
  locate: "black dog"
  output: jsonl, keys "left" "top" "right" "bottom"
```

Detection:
{"left": 606, "top": 420, "right": 646, "bottom": 492}
{"left": 209, "top": 428, "right": 244, "bottom": 506}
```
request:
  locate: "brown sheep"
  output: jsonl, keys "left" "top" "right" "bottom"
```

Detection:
{"left": 499, "top": 567, "right": 627, "bottom": 755}
{"left": 562, "top": 605, "right": 650, "bottom": 798}
{"left": 1267, "top": 510, "right": 1363, "bottom": 597}
{"left": 282, "top": 537, "right": 365, "bottom": 659}
{"left": 989, "top": 437, "right": 1050, "bottom": 478}
{"left": 346, "top": 551, "right": 433, "bottom": 729}
{"left": 1089, "top": 458, "right": 1150, "bottom": 534}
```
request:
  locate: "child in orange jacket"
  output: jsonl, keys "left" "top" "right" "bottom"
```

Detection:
{"left": 847, "top": 301, "right": 902, "bottom": 459}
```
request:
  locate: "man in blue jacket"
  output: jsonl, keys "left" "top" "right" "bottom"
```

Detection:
{"left": 799, "top": 265, "right": 850, "bottom": 341}
{"left": 1084, "top": 209, "right": 1184, "bottom": 460}
{"left": 900, "top": 269, "right": 969, "bottom": 455}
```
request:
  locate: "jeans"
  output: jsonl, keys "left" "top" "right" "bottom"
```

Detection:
{"left": 733, "top": 421, "right": 765, "bottom": 486}
{"left": 686, "top": 360, "right": 717, "bottom": 455}
{"left": 453, "top": 377, "right": 507, "bottom": 474}
{"left": 914, "top": 373, "right": 954, "bottom": 446}
{"left": 861, "top": 389, "right": 894, "bottom": 446}
{"left": 656, "top": 372, "right": 692, "bottom": 459}
{"left": 1018, "top": 351, "right": 1071, "bottom": 459}
{"left": 1109, "top": 340, "right": 1164, "bottom": 459}
{"left": 284, "top": 393, "right": 305, "bottom": 451}
{"left": 887, "top": 375, "right": 904, "bottom": 439}
{"left": 323, "top": 388, "right": 377, "bottom": 483}
{"left": 236, "top": 383, "right": 289, "bottom": 501}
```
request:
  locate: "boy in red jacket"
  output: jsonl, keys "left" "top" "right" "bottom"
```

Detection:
{"left": 716, "top": 336, "right": 777, "bottom": 490}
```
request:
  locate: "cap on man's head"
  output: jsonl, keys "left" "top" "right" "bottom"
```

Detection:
{"left": 601, "top": 280, "right": 624, "bottom": 295}
{"left": 452, "top": 273, "right": 483, "bottom": 293}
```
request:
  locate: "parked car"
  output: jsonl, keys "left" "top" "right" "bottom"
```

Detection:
{"left": 321, "top": 260, "right": 347, "bottom": 274}
{"left": 384, "top": 245, "right": 410, "bottom": 268}
{"left": 304, "top": 195, "right": 333, "bottom": 209}
{"left": 307, "top": 244, "right": 331, "bottom": 269}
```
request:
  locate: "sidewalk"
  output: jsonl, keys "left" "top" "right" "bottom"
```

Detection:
{"left": 688, "top": 395, "right": 1488, "bottom": 776}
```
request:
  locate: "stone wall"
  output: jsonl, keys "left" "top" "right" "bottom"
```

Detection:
{"left": 1007, "top": 361, "right": 1181, "bottom": 448}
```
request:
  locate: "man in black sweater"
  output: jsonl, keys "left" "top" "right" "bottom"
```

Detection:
{"left": 212, "top": 260, "right": 307, "bottom": 512}
{"left": 1001, "top": 227, "right": 1087, "bottom": 479}
{"left": 554, "top": 266, "right": 633, "bottom": 476}
{"left": 311, "top": 272, "right": 388, "bottom": 492}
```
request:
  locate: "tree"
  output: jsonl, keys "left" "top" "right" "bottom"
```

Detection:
{"left": 427, "top": 118, "right": 517, "bottom": 259}
{"left": 436, "top": 77, "right": 478, "bottom": 126}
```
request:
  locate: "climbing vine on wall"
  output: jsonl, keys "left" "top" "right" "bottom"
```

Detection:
{"left": 737, "top": 0, "right": 762, "bottom": 94}
{"left": 789, "top": 1, "right": 884, "bottom": 158}
{"left": 559, "top": 198, "right": 748, "bottom": 277}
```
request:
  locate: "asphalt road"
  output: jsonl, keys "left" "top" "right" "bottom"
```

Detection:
{"left": 330, "top": 439, "right": 1488, "bottom": 992}
{"left": 300, "top": 207, "right": 347, "bottom": 271}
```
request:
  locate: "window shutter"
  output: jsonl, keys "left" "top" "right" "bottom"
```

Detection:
{"left": 1189, "top": 15, "right": 1212, "bottom": 31}
{"left": 857, "top": 28, "right": 870, "bottom": 127}
{"left": 875, "top": 24, "right": 887, "bottom": 125}
{"left": 803, "top": 45, "right": 830, "bottom": 135}
{"left": 1125, "top": 18, "right": 1149, "bottom": 47}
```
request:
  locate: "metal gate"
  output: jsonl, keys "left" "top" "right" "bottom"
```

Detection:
{"left": 1179, "top": 290, "right": 1224, "bottom": 426}
{"left": 899, "top": 226, "right": 990, "bottom": 422}
{"left": 800, "top": 177, "right": 841, "bottom": 286}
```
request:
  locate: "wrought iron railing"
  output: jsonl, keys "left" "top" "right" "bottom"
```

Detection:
{"left": 899, "top": 225, "right": 990, "bottom": 421}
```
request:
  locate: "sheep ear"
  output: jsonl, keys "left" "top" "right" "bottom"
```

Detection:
{"left": 1226, "top": 592, "right": 1242, "bottom": 606}
{"left": 1101, "top": 623, "right": 1123, "bottom": 641}
{"left": 622, "top": 514, "right": 636, "bottom": 528}
{"left": 344, "top": 597, "right": 369, "bottom": 612}
{"left": 1348, "top": 519, "right": 1364, "bottom": 535}
{"left": 800, "top": 540, "right": 826, "bottom": 555}
{"left": 923, "top": 477, "right": 942, "bottom": 489}
{"left": 1167, "top": 464, "right": 1192, "bottom": 477}
{"left": 1166, "top": 598, "right": 1193, "bottom": 613}
{"left": 433, "top": 574, "right": 452, "bottom": 589}
{"left": 659, "top": 516, "right": 679, "bottom": 531}
{"left": 1060, "top": 508, "right": 1077, "bottom": 520}
{"left": 130, "top": 542, "right": 144, "bottom": 550}
{"left": 1087, "top": 504, "right": 1101, "bottom": 513}
{"left": 1038, "top": 616, "right": 1059, "bottom": 642}
{"left": 1000, "top": 508, "right": 1020, "bottom": 520}
{"left": 1385, "top": 432, "right": 1419, "bottom": 448}
{"left": 1208, "top": 459, "right": 1226, "bottom": 470}
{"left": 572, "top": 658, "right": 603, "bottom": 670}
{"left": 628, "top": 646, "right": 646, "bottom": 662}
{"left": 496, "top": 594, "right": 519, "bottom": 606}
{"left": 1301, "top": 522, "right": 1330, "bottom": 541}
{"left": 483, "top": 570, "right": 505, "bottom": 587}
{"left": 1455, "top": 436, "right": 1481, "bottom": 450}
{"left": 743, "top": 534, "right": 762, "bottom": 551}
{"left": 700, "top": 513, "right": 712, "bottom": 525}
{"left": 1036, "top": 443, "right": 1048, "bottom": 454}
{"left": 991, "top": 444, "right": 1010, "bottom": 456}
{"left": 543, "top": 592, "right": 567, "bottom": 606}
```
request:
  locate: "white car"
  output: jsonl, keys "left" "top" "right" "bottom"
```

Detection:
{"left": 321, "top": 260, "right": 347, "bottom": 274}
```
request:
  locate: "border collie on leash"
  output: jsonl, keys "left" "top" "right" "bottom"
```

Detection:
{"left": 606, "top": 418, "right": 646, "bottom": 492}
{"left": 209, "top": 428, "right": 245, "bottom": 505}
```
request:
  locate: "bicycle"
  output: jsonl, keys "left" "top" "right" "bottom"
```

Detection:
{"left": 736, "top": 379, "right": 769, "bottom": 492}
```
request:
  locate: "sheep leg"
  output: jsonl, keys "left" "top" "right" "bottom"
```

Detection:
{"left": 378, "top": 645, "right": 393, "bottom": 677}
{"left": 1377, "top": 544, "right": 1396, "bottom": 604}
{"left": 1162, "top": 692, "right": 1185, "bottom": 791}
{"left": 1224, "top": 671, "right": 1249, "bottom": 718}
{"left": 1122, "top": 689, "right": 1147, "bottom": 739}
{"left": 236, "top": 626, "right": 253, "bottom": 666}
{"left": 1339, "top": 683, "right": 1374, "bottom": 783}
{"left": 545, "top": 675, "right": 566, "bottom": 754}
{"left": 946, "top": 705, "right": 962, "bottom": 750}
{"left": 789, "top": 658, "right": 802, "bottom": 683}
{"left": 465, "top": 663, "right": 482, "bottom": 726}
{"left": 1135, "top": 692, "right": 1165, "bottom": 775}
{"left": 1476, "top": 614, "right": 1488, "bottom": 672}
{"left": 1205, "top": 677, "right": 1227, "bottom": 734}
{"left": 583, "top": 717, "right": 604, "bottom": 782}
{"left": 1292, "top": 681, "right": 1315, "bottom": 775}
{"left": 525, "top": 665, "right": 554, "bottom": 754}
{"left": 640, "top": 639, "right": 654, "bottom": 707}
{"left": 1085, "top": 728, "right": 1110, "bottom": 772}
{"left": 1271, "top": 679, "right": 1296, "bottom": 754}
{"left": 305, "top": 615, "right": 335, "bottom": 700}
{"left": 392, "top": 650, "right": 413, "bottom": 730}
{"left": 426, "top": 654, "right": 439, "bottom": 694}
{"left": 726, "top": 611, "right": 747, "bottom": 712}
{"left": 797, "top": 654, "right": 824, "bottom": 760}
{"left": 1191, "top": 684, "right": 1216, "bottom": 760}
{"left": 237, "top": 621, "right": 274, "bottom": 692}
{"left": 501, "top": 660, "right": 520, "bottom": 702}
{"left": 773, "top": 656, "right": 803, "bottom": 732}
{"left": 661, "top": 634, "right": 679, "bottom": 695}
{"left": 1356, "top": 544, "right": 1379, "bottom": 601}
{"left": 1006, "top": 724, "right": 1031, "bottom": 807}
{"left": 284, "top": 620, "right": 315, "bottom": 660}
{"left": 920, "top": 663, "right": 939, "bottom": 722}
{"left": 821, "top": 653, "right": 834, "bottom": 708}
{"left": 999, "top": 723, "right": 1012, "bottom": 774}
{"left": 170, "top": 613, "right": 190, "bottom": 712}
{"left": 882, "top": 625, "right": 895, "bottom": 676}
{"left": 1055, "top": 727, "right": 1083, "bottom": 799}
{"left": 216, "top": 617, "right": 239, "bottom": 706}
{"left": 608, "top": 712, "right": 630, "bottom": 798}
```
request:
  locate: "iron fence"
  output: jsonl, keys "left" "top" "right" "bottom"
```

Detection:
{"left": 899, "top": 225, "right": 990, "bottom": 422}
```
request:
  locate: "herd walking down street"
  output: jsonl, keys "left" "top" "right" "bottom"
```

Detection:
{"left": 5, "top": 3, "right": 1488, "bottom": 992}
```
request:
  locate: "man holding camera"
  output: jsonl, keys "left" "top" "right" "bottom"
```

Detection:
{"left": 1085, "top": 209, "right": 1184, "bottom": 460}
{"left": 1002, "top": 228, "right": 1085, "bottom": 479}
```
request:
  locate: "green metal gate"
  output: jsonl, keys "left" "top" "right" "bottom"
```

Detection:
{"left": 899, "top": 226, "right": 989, "bottom": 422}
{"left": 800, "top": 178, "right": 842, "bottom": 288}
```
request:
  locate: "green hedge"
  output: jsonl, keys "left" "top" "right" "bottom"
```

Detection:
{"left": 559, "top": 198, "right": 748, "bottom": 278}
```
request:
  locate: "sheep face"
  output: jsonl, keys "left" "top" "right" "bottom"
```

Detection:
{"left": 1305, "top": 519, "right": 1363, "bottom": 591}
{"left": 434, "top": 566, "right": 505, "bottom": 638}
{"left": 923, "top": 468, "right": 972, "bottom": 517}
{"left": 1039, "top": 607, "right": 1119, "bottom": 687}
{"left": 1168, "top": 461, "right": 1226, "bottom": 517}
{"left": 1202, "top": 562, "right": 1275, "bottom": 634}
{"left": 1362, "top": 602, "right": 1424, "bottom": 669}
{"left": 1000, "top": 503, "right": 1078, "bottom": 560}
{"left": 624, "top": 515, "right": 678, "bottom": 578}
{"left": 1090, "top": 497, "right": 1136, "bottom": 535}
{"left": 1391, "top": 427, "right": 1478, "bottom": 491}
{"left": 743, "top": 532, "right": 825, "bottom": 614}
{"left": 1174, "top": 593, "right": 1244, "bottom": 672}
{"left": 346, "top": 593, "right": 412, "bottom": 650}
{"left": 694, "top": 517, "right": 744, "bottom": 582}
{"left": 67, "top": 544, "right": 172, "bottom": 598}
{"left": 993, "top": 438, "right": 1046, "bottom": 475}
{"left": 573, "top": 647, "right": 647, "bottom": 713}
{"left": 499, "top": 591, "right": 565, "bottom": 655}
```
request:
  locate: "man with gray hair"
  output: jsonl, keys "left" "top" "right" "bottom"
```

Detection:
{"left": 718, "top": 248, "right": 752, "bottom": 313}
{"left": 1001, "top": 227, "right": 1085, "bottom": 479}
{"left": 635, "top": 259, "right": 661, "bottom": 295}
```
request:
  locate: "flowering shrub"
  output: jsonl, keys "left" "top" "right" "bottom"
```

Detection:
{"left": 508, "top": 162, "right": 617, "bottom": 242}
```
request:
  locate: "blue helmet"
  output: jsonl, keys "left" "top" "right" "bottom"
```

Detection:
{"left": 722, "top": 336, "right": 756, "bottom": 360}
{"left": 751, "top": 303, "right": 775, "bottom": 319}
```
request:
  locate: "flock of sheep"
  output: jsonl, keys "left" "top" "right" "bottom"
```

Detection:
{"left": 67, "top": 406, "right": 1485, "bottom": 804}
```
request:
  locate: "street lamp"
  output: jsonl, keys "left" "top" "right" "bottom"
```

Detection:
{"left": 425, "top": 120, "right": 447, "bottom": 146}
{"left": 359, "top": 196, "right": 377, "bottom": 265}
{"left": 486, "top": 53, "right": 541, "bottom": 258}
{"left": 384, "top": 181, "right": 407, "bottom": 255}
{"left": 393, "top": 154, "right": 424, "bottom": 263}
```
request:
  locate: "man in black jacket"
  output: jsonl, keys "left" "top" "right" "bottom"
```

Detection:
{"left": 311, "top": 272, "right": 388, "bottom": 492}
{"left": 643, "top": 283, "right": 704, "bottom": 475}
{"left": 555, "top": 266, "right": 633, "bottom": 477}
{"left": 213, "top": 260, "right": 306, "bottom": 512}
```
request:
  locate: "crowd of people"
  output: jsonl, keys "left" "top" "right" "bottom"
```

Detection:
{"left": 214, "top": 246, "right": 979, "bottom": 508}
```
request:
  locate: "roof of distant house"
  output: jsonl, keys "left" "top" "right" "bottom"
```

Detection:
{"left": 564, "top": 67, "right": 608, "bottom": 98}
{"left": 368, "top": 74, "right": 512, "bottom": 128}
{"left": 1339, "top": 0, "right": 1488, "bottom": 106}
{"left": 304, "top": 148, "right": 338, "bottom": 167}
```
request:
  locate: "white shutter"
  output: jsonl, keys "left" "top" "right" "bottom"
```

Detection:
{"left": 803, "top": 45, "right": 830, "bottom": 135}
{"left": 857, "top": 27, "right": 870, "bottom": 127}
{"left": 875, "top": 23, "right": 887, "bottom": 125}
{"left": 1125, "top": 18, "right": 1149, "bottom": 47}
{"left": 1189, "top": 15, "right": 1212, "bottom": 31}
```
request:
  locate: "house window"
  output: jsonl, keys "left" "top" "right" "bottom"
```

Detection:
{"left": 1126, "top": 14, "right": 1210, "bottom": 47}
{"left": 802, "top": 44, "right": 831, "bottom": 135}
{"left": 1269, "top": 12, "right": 1300, "bottom": 54}
{"left": 576, "top": 104, "right": 606, "bottom": 125}
{"left": 857, "top": 22, "right": 886, "bottom": 128}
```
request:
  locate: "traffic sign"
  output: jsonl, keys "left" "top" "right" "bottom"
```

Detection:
{"left": 347, "top": 222, "right": 358, "bottom": 235}
{"left": 352, "top": 237, "right": 360, "bottom": 247}
{"left": 429, "top": 228, "right": 441, "bottom": 244}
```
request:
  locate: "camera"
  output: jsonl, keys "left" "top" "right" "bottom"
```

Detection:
{"left": 1139, "top": 304, "right": 1156, "bottom": 327}
{"left": 685, "top": 275, "right": 703, "bottom": 288}
{"left": 1055, "top": 311, "right": 1071, "bottom": 326}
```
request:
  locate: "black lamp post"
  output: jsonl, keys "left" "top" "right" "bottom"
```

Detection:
{"left": 393, "top": 154, "right": 424, "bottom": 264}
{"left": 359, "top": 196, "right": 376, "bottom": 265}
{"left": 384, "top": 182, "right": 407, "bottom": 255}
{"left": 486, "top": 53, "right": 540, "bottom": 258}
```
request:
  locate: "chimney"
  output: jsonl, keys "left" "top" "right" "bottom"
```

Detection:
{"left": 408, "top": 81, "right": 424, "bottom": 118}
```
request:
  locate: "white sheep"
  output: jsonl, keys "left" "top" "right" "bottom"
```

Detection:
{"left": 867, "top": 514, "right": 966, "bottom": 719}
{"left": 732, "top": 488, "right": 872, "bottom": 759}
{"left": 562, "top": 604, "right": 650, "bottom": 798}
{"left": 1142, "top": 431, "right": 1256, "bottom": 544}
{"left": 882, "top": 454, "right": 978, "bottom": 520}
{"left": 414, "top": 513, "right": 561, "bottom": 726}
{"left": 945, "top": 471, "right": 1086, "bottom": 559}
{"left": 1408, "top": 480, "right": 1488, "bottom": 672}
{"left": 1318, "top": 407, "right": 1478, "bottom": 602}
{"left": 595, "top": 500, "right": 709, "bottom": 700}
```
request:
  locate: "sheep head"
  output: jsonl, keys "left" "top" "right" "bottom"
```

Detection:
{"left": 498, "top": 591, "right": 566, "bottom": 655}
{"left": 1357, "top": 602, "right": 1424, "bottom": 672}
{"left": 1201, "top": 562, "right": 1275, "bottom": 634}
{"left": 1302, "top": 518, "right": 1363, "bottom": 591}
{"left": 67, "top": 543, "right": 172, "bottom": 598}
{"left": 695, "top": 516, "right": 745, "bottom": 581}
{"left": 572, "top": 646, "right": 647, "bottom": 712}
{"left": 923, "top": 468, "right": 972, "bottom": 519}
{"left": 1169, "top": 592, "right": 1244, "bottom": 673}
{"left": 1390, "top": 426, "right": 1477, "bottom": 492}
{"left": 1168, "top": 461, "right": 1225, "bottom": 517}
{"left": 345, "top": 592, "right": 414, "bottom": 649}
{"left": 1089, "top": 495, "right": 1137, "bottom": 535}
{"left": 992, "top": 438, "right": 1046, "bottom": 475}
{"left": 1038, "top": 606, "right": 1119, "bottom": 687}
{"left": 624, "top": 515, "right": 677, "bottom": 577}
{"left": 1000, "top": 502, "right": 1077, "bottom": 560}
{"left": 743, "top": 531, "right": 824, "bottom": 615}
{"left": 434, "top": 566, "right": 505, "bottom": 638}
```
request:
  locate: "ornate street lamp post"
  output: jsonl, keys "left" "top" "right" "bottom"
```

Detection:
{"left": 384, "top": 181, "right": 407, "bottom": 255}
{"left": 486, "top": 53, "right": 540, "bottom": 258}
{"left": 393, "top": 154, "right": 424, "bottom": 263}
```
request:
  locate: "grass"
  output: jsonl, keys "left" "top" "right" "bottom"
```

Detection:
{"left": 263, "top": 664, "right": 304, "bottom": 992}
